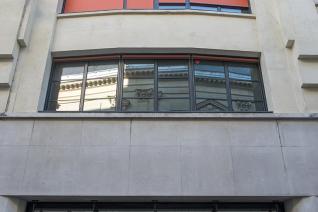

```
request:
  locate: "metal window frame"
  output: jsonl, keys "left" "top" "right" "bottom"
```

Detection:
{"left": 45, "top": 54, "right": 268, "bottom": 113}
{"left": 26, "top": 202, "right": 285, "bottom": 212}
{"left": 61, "top": 0, "right": 252, "bottom": 14}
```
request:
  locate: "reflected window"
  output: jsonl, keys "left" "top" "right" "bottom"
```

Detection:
{"left": 194, "top": 60, "right": 228, "bottom": 112}
{"left": 158, "top": 60, "right": 190, "bottom": 112}
{"left": 83, "top": 61, "right": 118, "bottom": 112}
{"left": 47, "top": 63, "right": 85, "bottom": 111}
{"left": 46, "top": 55, "right": 267, "bottom": 113}
{"left": 123, "top": 60, "right": 155, "bottom": 112}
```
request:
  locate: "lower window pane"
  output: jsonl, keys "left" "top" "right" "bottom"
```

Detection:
{"left": 232, "top": 100, "right": 260, "bottom": 112}
{"left": 158, "top": 98, "right": 190, "bottom": 112}
{"left": 196, "top": 99, "right": 228, "bottom": 112}
{"left": 84, "top": 61, "right": 118, "bottom": 111}
{"left": 122, "top": 98, "right": 154, "bottom": 112}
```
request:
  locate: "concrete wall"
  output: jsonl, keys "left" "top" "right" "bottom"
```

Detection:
{"left": 0, "top": 116, "right": 317, "bottom": 197}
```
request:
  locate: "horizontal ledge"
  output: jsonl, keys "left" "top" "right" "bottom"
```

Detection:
{"left": 301, "top": 83, "right": 318, "bottom": 88}
{"left": 52, "top": 48, "right": 261, "bottom": 59}
{"left": 57, "top": 9, "right": 256, "bottom": 19}
{"left": 1, "top": 112, "right": 318, "bottom": 120}
{"left": 298, "top": 54, "right": 318, "bottom": 60}
{"left": 0, "top": 54, "right": 14, "bottom": 59}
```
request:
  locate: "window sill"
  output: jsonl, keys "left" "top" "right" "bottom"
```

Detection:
{"left": 1, "top": 112, "right": 318, "bottom": 120}
{"left": 57, "top": 9, "right": 256, "bottom": 20}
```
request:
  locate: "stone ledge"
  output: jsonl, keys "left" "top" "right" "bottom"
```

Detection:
{"left": 1, "top": 112, "right": 318, "bottom": 120}
{"left": 57, "top": 9, "right": 256, "bottom": 20}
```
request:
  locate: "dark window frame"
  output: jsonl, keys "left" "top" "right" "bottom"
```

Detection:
{"left": 62, "top": 0, "right": 252, "bottom": 14}
{"left": 26, "top": 202, "right": 285, "bottom": 212}
{"left": 45, "top": 54, "right": 268, "bottom": 113}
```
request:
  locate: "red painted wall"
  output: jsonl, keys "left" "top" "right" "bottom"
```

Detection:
{"left": 64, "top": 0, "right": 123, "bottom": 13}
{"left": 159, "top": 0, "right": 186, "bottom": 3}
{"left": 127, "top": 0, "right": 154, "bottom": 9}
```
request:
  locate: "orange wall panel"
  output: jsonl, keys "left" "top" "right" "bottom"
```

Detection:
{"left": 190, "top": 0, "right": 249, "bottom": 7}
{"left": 127, "top": 0, "right": 154, "bottom": 9}
{"left": 64, "top": 0, "right": 124, "bottom": 13}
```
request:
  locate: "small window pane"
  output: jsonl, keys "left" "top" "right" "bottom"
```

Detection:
{"left": 191, "top": 5, "right": 218, "bottom": 11}
{"left": 228, "top": 64, "right": 260, "bottom": 81}
{"left": 159, "top": 4, "right": 186, "bottom": 9}
{"left": 158, "top": 60, "right": 190, "bottom": 112}
{"left": 158, "top": 98, "right": 190, "bottom": 112}
{"left": 83, "top": 61, "right": 118, "bottom": 112}
{"left": 194, "top": 61, "right": 228, "bottom": 111}
{"left": 47, "top": 63, "right": 85, "bottom": 111}
{"left": 220, "top": 7, "right": 243, "bottom": 13}
{"left": 122, "top": 61, "right": 155, "bottom": 112}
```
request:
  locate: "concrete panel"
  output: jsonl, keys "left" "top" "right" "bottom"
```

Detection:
{"left": 0, "top": 146, "right": 28, "bottom": 194}
{"left": 82, "top": 120, "right": 131, "bottom": 146}
{"left": 53, "top": 13, "right": 259, "bottom": 53}
{"left": 0, "top": 120, "right": 33, "bottom": 146}
{"left": 279, "top": 121, "right": 318, "bottom": 147}
{"left": 228, "top": 121, "right": 281, "bottom": 146}
{"left": 181, "top": 146, "right": 235, "bottom": 195}
{"left": 74, "top": 146, "right": 130, "bottom": 195}
{"left": 31, "top": 120, "right": 82, "bottom": 146}
{"left": 131, "top": 120, "right": 230, "bottom": 146}
{"left": 283, "top": 147, "right": 318, "bottom": 195}
{"left": 232, "top": 147, "right": 289, "bottom": 195}
{"left": 21, "top": 146, "right": 81, "bottom": 194}
{"left": 129, "top": 146, "right": 181, "bottom": 195}
{"left": 0, "top": 197, "right": 26, "bottom": 212}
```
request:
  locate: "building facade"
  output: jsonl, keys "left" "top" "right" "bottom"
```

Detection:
{"left": 0, "top": 0, "right": 318, "bottom": 211}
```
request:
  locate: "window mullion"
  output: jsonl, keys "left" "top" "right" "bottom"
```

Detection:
{"left": 189, "top": 55, "right": 196, "bottom": 111}
{"left": 154, "top": 60, "right": 159, "bottom": 112}
{"left": 224, "top": 63, "right": 233, "bottom": 111}
{"left": 79, "top": 62, "right": 89, "bottom": 112}
{"left": 118, "top": 57, "right": 124, "bottom": 112}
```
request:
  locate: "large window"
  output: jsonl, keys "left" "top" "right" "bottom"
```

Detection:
{"left": 63, "top": 0, "right": 250, "bottom": 14}
{"left": 27, "top": 202, "right": 284, "bottom": 212}
{"left": 46, "top": 55, "right": 267, "bottom": 113}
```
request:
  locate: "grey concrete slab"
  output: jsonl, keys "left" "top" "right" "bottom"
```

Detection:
{"left": 0, "top": 120, "right": 33, "bottom": 145}
{"left": 232, "top": 147, "right": 289, "bottom": 195}
{"left": 0, "top": 147, "right": 28, "bottom": 194}
{"left": 21, "top": 146, "right": 81, "bottom": 194}
{"left": 181, "top": 146, "right": 235, "bottom": 195}
{"left": 228, "top": 121, "right": 281, "bottom": 146}
{"left": 82, "top": 120, "right": 131, "bottom": 146}
{"left": 73, "top": 146, "right": 130, "bottom": 195}
{"left": 283, "top": 147, "right": 318, "bottom": 195}
{"left": 131, "top": 120, "right": 230, "bottom": 146}
{"left": 128, "top": 146, "right": 181, "bottom": 195}
{"left": 30, "top": 120, "right": 82, "bottom": 146}
{"left": 279, "top": 121, "right": 318, "bottom": 147}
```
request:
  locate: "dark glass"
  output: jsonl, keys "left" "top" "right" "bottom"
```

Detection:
{"left": 83, "top": 61, "right": 118, "bottom": 112}
{"left": 194, "top": 60, "right": 228, "bottom": 111}
{"left": 159, "top": 4, "right": 186, "bottom": 10}
{"left": 228, "top": 64, "right": 265, "bottom": 112}
{"left": 122, "top": 60, "right": 155, "bottom": 112}
{"left": 158, "top": 60, "right": 190, "bottom": 112}
{"left": 47, "top": 63, "right": 85, "bottom": 111}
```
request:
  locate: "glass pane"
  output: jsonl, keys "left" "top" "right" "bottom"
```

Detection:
{"left": 191, "top": 5, "right": 218, "bottom": 11}
{"left": 194, "top": 60, "right": 227, "bottom": 100}
{"left": 158, "top": 60, "right": 190, "bottom": 112}
{"left": 122, "top": 98, "right": 154, "bottom": 112}
{"left": 122, "top": 60, "right": 155, "bottom": 112}
{"left": 228, "top": 64, "right": 260, "bottom": 81}
{"left": 158, "top": 98, "right": 190, "bottom": 112}
{"left": 159, "top": 4, "right": 186, "bottom": 10}
{"left": 83, "top": 61, "right": 118, "bottom": 112}
{"left": 47, "top": 63, "right": 85, "bottom": 111}
{"left": 196, "top": 99, "right": 228, "bottom": 112}
{"left": 220, "top": 7, "right": 243, "bottom": 13}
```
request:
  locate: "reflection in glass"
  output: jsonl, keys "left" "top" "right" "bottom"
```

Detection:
{"left": 47, "top": 63, "right": 85, "bottom": 111}
{"left": 194, "top": 61, "right": 228, "bottom": 111}
{"left": 191, "top": 5, "right": 218, "bottom": 11}
{"left": 158, "top": 60, "right": 190, "bottom": 112}
{"left": 122, "top": 61, "right": 155, "bottom": 112}
{"left": 220, "top": 7, "right": 243, "bottom": 13}
{"left": 159, "top": 4, "right": 186, "bottom": 10}
{"left": 83, "top": 61, "right": 118, "bottom": 112}
{"left": 228, "top": 64, "right": 265, "bottom": 112}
